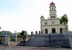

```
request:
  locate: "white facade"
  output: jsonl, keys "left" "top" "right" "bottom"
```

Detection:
{"left": 40, "top": 2, "right": 68, "bottom": 34}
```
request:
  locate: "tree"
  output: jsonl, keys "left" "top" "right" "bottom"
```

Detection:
{"left": 60, "top": 14, "right": 68, "bottom": 24}
{"left": 18, "top": 30, "right": 26, "bottom": 38}
{"left": 60, "top": 14, "right": 68, "bottom": 30}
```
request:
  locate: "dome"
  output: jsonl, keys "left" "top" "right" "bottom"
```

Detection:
{"left": 40, "top": 16, "right": 44, "bottom": 18}
{"left": 64, "top": 14, "right": 67, "bottom": 16}
{"left": 50, "top": 2, "right": 55, "bottom": 5}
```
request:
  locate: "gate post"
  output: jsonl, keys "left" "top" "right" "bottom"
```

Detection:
{"left": 2, "top": 35, "right": 5, "bottom": 44}
{"left": 12, "top": 33, "right": 17, "bottom": 42}
{"left": 2, "top": 35, "right": 10, "bottom": 45}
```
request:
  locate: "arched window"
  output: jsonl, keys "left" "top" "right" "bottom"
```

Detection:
{"left": 45, "top": 29, "right": 48, "bottom": 34}
{"left": 52, "top": 28, "right": 56, "bottom": 33}
{"left": 60, "top": 28, "right": 63, "bottom": 33}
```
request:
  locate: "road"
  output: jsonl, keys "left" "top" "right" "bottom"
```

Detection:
{"left": 0, "top": 46, "right": 72, "bottom": 50}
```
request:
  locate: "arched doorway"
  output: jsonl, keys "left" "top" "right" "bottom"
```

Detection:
{"left": 52, "top": 28, "right": 56, "bottom": 33}
{"left": 45, "top": 29, "right": 48, "bottom": 34}
{"left": 60, "top": 28, "right": 63, "bottom": 33}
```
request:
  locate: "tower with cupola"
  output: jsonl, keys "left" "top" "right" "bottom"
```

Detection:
{"left": 49, "top": 2, "right": 57, "bottom": 18}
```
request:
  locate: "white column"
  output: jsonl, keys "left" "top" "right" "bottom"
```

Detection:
{"left": 5, "top": 35, "right": 10, "bottom": 45}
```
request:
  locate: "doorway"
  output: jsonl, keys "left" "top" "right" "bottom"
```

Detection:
{"left": 45, "top": 29, "right": 48, "bottom": 34}
{"left": 60, "top": 28, "right": 63, "bottom": 33}
{"left": 52, "top": 28, "right": 56, "bottom": 33}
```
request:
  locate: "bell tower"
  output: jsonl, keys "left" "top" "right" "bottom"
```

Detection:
{"left": 49, "top": 2, "right": 57, "bottom": 18}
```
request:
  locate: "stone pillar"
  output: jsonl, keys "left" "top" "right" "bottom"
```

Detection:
{"left": 39, "top": 31, "right": 41, "bottom": 35}
{"left": 12, "top": 33, "right": 17, "bottom": 42}
{"left": 31, "top": 31, "right": 34, "bottom": 36}
{"left": 41, "top": 30, "right": 44, "bottom": 34}
{"left": 35, "top": 31, "right": 37, "bottom": 35}
{"left": 2, "top": 35, "right": 10, "bottom": 45}
{"left": 24, "top": 31, "right": 27, "bottom": 36}
{"left": 5, "top": 35, "right": 10, "bottom": 45}
{"left": 2, "top": 35, "right": 5, "bottom": 44}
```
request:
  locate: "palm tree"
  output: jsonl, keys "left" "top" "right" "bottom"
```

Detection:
{"left": 60, "top": 14, "right": 68, "bottom": 24}
{"left": 60, "top": 14, "right": 68, "bottom": 29}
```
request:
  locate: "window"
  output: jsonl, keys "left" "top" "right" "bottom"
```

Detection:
{"left": 51, "top": 16, "right": 55, "bottom": 18}
{"left": 45, "top": 22, "right": 47, "bottom": 25}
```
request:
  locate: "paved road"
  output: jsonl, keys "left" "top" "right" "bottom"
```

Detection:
{"left": 0, "top": 46, "right": 11, "bottom": 50}
{"left": 0, "top": 46, "right": 72, "bottom": 50}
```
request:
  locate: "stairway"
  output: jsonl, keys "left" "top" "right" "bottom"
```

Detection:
{"left": 17, "top": 41, "right": 26, "bottom": 46}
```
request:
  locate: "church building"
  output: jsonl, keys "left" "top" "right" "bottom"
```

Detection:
{"left": 40, "top": 2, "right": 68, "bottom": 34}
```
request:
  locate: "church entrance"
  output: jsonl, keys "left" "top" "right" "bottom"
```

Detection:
{"left": 52, "top": 28, "right": 56, "bottom": 33}
{"left": 45, "top": 29, "right": 48, "bottom": 34}
{"left": 60, "top": 28, "right": 63, "bottom": 33}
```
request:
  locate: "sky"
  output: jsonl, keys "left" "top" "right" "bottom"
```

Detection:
{"left": 0, "top": 0, "right": 72, "bottom": 34}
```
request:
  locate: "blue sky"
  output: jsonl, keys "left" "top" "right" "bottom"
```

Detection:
{"left": 0, "top": 0, "right": 72, "bottom": 34}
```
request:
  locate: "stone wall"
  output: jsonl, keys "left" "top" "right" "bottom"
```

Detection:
{"left": 26, "top": 34, "right": 70, "bottom": 47}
